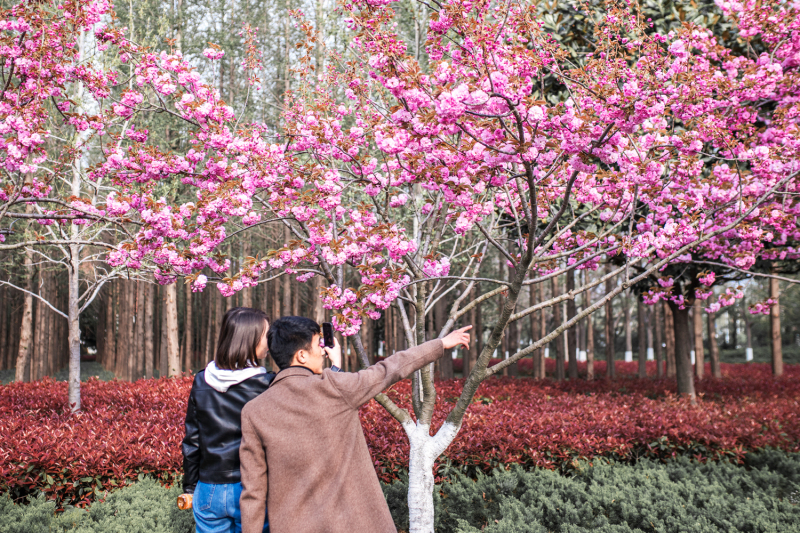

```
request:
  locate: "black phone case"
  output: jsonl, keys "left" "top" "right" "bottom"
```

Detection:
{"left": 322, "top": 323, "right": 334, "bottom": 348}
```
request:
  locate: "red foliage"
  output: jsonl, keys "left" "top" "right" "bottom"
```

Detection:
{"left": 1, "top": 363, "right": 798, "bottom": 505}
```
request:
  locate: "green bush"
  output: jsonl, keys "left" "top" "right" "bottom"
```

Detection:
{"left": 3, "top": 451, "right": 799, "bottom": 532}
{"left": 0, "top": 477, "right": 193, "bottom": 533}
{"left": 384, "top": 449, "right": 800, "bottom": 533}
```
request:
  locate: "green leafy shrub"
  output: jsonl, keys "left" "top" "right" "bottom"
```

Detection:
{"left": 385, "top": 449, "right": 800, "bottom": 533}
{"left": 2, "top": 451, "right": 799, "bottom": 532}
{"left": 0, "top": 477, "right": 193, "bottom": 533}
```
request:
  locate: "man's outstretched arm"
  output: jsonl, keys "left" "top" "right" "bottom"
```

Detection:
{"left": 239, "top": 408, "right": 268, "bottom": 533}
{"left": 327, "top": 326, "right": 472, "bottom": 408}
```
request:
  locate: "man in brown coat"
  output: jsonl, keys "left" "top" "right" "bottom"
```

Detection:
{"left": 239, "top": 316, "right": 471, "bottom": 533}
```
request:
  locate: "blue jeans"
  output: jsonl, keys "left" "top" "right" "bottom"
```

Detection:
{"left": 193, "top": 481, "right": 269, "bottom": 533}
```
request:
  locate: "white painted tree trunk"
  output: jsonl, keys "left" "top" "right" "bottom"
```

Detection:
{"left": 68, "top": 242, "right": 81, "bottom": 412}
{"left": 404, "top": 420, "right": 460, "bottom": 533}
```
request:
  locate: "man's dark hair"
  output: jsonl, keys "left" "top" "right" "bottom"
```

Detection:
{"left": 267, "top": 316, "right": 320, "bottom": 370}
{"left": 215, "top": 307, "right": 270, "bottom": 370}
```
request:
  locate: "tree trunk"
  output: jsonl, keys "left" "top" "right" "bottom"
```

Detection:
{"left": 769, "top": 273, "right": 783, "bottom": 377}
{"left": 693, "top": 298, "right": 704, "bottom": 379}
{"left": 529, "top": 283, "right": 539, "bottom": 379}
{"left": 242, "top": 241, "right": 253, "bottom": 309}
{"left": 566, "top": 269, "right": 577, "bottom": 379}
{"left": 160, "top": 286, "right": 169, "bottom": 377}
{"left": 538, "top": 282, "right": 546, "bottom": 379}
{"left": 604, "top": 273, "right": 615, "bottom": 379}
{"left": 664, "top": 301, "right": 676, "bottom": 377}
{"left": 708, "top": 311, "right": 721, "bottom": 378}
{"left": 624, "top": 295, "right": 633, "bottom": 363}
{"left": 116, "top": 281, "right": 129, "bottom": 379}
{"left": 584, "top": 277, "right": 594, "bottom": 380}
{"left": 282, "top": 230, "right": 292, "bottom": 317}
{"left": 166, "top": 283, "right": 180, "bottom": 376}
{"left": 14, "top": 248, "right": 35, "bottom": 382}
{"left": 552, "top": 276, "right": 564, "bottom": 381}
{"left": 654, "top": 302, "right": 663, "bottom": 377}
{"left": 67, "top": 243, "right": 81, "bottom": 411}
{"left": 646, "top": 305, "right": 654, "bottom": 363}
{"left": 669, "top": 302, "right": 696, "bottom": 400}
{"left": 743, "top": 298, "right": 753, "bottom": 361}
{"left": 106, "top": 281, "right": 117, "bottom": 372}
{"left": 313, "top": 275, "right": 325, "bottom": 323}
{"left": 405, "top": 421, "right": 459, "bottom": 533}
{"left": 135, "top": 281, "right": 146, "bottom": 380}
{"left": 183, "top": 281, "right": 193, "bottom": 372}
{"left": 0, "top": 286, "right": 7, "bottom": 370}
{"left": 475, "top": 290, "right": 483, "bottom": 356}
{"left": 434, "top": 297, "right": 453, "bottom": 379}
{"left": 637, "top": 297, "right": 646, "bottom": 378}
{"left": 466, "top": 287, "right": 477, "bottom": 378}
{"left": 145, "top": 282, "right": 155, "bottom": 378}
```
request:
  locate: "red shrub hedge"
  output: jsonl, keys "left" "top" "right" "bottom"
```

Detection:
{"left": 1, "top": 363, "right": 798, "bottom": 505}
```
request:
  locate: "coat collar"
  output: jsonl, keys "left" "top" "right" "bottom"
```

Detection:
{"left": 270, "top": 365, "right": 317, "bottom": 386}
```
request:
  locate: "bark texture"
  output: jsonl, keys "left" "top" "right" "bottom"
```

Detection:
{"left": 769, "top": 274, "right": 783, "bottom": 377}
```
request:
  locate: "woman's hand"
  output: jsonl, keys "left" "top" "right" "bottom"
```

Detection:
{"left": 442, "top": 325, "right": 472, "bottom": 351}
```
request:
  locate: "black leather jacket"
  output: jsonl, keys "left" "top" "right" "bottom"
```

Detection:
{"left": 182, "top": 370, "right": 275, "bottom": 493}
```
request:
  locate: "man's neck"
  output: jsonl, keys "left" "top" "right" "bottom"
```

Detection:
{"left": 286, "top": 364, "right": 318, "bottom": 375}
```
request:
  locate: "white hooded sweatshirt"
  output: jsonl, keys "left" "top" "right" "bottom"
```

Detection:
{"left": 203, "top": 361, "right": 266, "bottom": 393}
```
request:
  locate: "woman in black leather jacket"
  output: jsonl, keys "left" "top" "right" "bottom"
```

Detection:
{"left": 182, "top": 307, "right": 275, "bottom": 533}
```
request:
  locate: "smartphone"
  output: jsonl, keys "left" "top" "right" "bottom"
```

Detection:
{"left": 322, "top": 322, "right": 335, "bottom": 349}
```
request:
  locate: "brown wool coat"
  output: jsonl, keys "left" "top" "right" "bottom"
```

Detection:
{"left": 239, "top": 339, "right": 444, "bottom": 533}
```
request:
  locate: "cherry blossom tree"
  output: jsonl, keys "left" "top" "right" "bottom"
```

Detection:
{"left": 0, "top": 0, "right": 209, "bottom": 409}
{"left": 9, "top": 0, "right": 799, "bottom": 527}
{"left": 92, "top": 0, "right": 797, "bottom": 528}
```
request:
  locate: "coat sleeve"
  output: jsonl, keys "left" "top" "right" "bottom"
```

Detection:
{"left": 327, "top": 338, "right": 444, "bottom": 409}
{"left": 181, "top": 382, "right": 201, "bottom": 494}
{"left": 239, "top": 407, "right": 268, "bottom": 533}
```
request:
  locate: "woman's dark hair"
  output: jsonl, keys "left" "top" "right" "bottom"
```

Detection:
{"left": 267, "top": 316, "right": 321, "bottom": 370}
{"left": 214, "top": 307, "right": 270, "bottom": 370}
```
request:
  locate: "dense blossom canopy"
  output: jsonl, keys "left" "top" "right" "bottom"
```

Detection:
{"left": 1, "top": 0, "right": 798, "bottom": 333}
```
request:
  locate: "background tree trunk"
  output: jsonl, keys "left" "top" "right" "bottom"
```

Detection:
{"left": 466, "top": 287, "right": 478, "bottom": 377}
{"left": 585, "top": 274, "right": 594, "bottom": 380}
{"left": 160, "top": 286, "right": 169, "bottom": 377}
{"left": 624, "top": 295, "right": 633, "bottom": 363}
{"left": 664, "top": 301, "right": 676, "bottom": 378}
{"left": 654, "top": 300, "right": 663, "bottom": 378}
{"left": 529, "top": 283, "right": 540, "bottom": 379}
{"left": 145, "top": 283, "right": 155, "bottom": 378}
{"left": 604, "top": 272, "right": 615, "bottom": 379}
{"left": 14, "top": 248, "right": 35, "bottom": 382}
{"left": 135, "top": 281, "right": 146, "bottom": 380}
{"left": 669, "top": 302, "right": 696, "bottom": 400}
{"left": 769, "top": 272, "right": 783, "bottom": 377}
{"left": 553, "top": 276, "right": 564, "bottom": 381}
{"left": 708, "top": 311, "right": 721, "bottom": 378}
{"left": 183, "top": 281, "right": 193, "bottom": 372}
{"left": 637, "top": 297, "right": 646, "bottom": 378}
{"left": 538, "top": 282, "right": 546, "bottom": 379}
{"left": 166, "top": 283, "right": 180, "bottom": 376}
{"left": 566, "top": 269, "right": 577, "bottom": 379}
{"left": 693, "top": 299, "right": 704, "bottom": 379}
{"left": 435, "top": 297, "right": 453, "bottom": 379}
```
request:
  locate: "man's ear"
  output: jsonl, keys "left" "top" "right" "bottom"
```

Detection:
{"left": 294, "top": 349, "right": 307, "bottom": 365}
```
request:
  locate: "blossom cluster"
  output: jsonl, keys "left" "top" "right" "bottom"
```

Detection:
{"left": 3, "top": 0, "right": 799, "bottom": 333}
